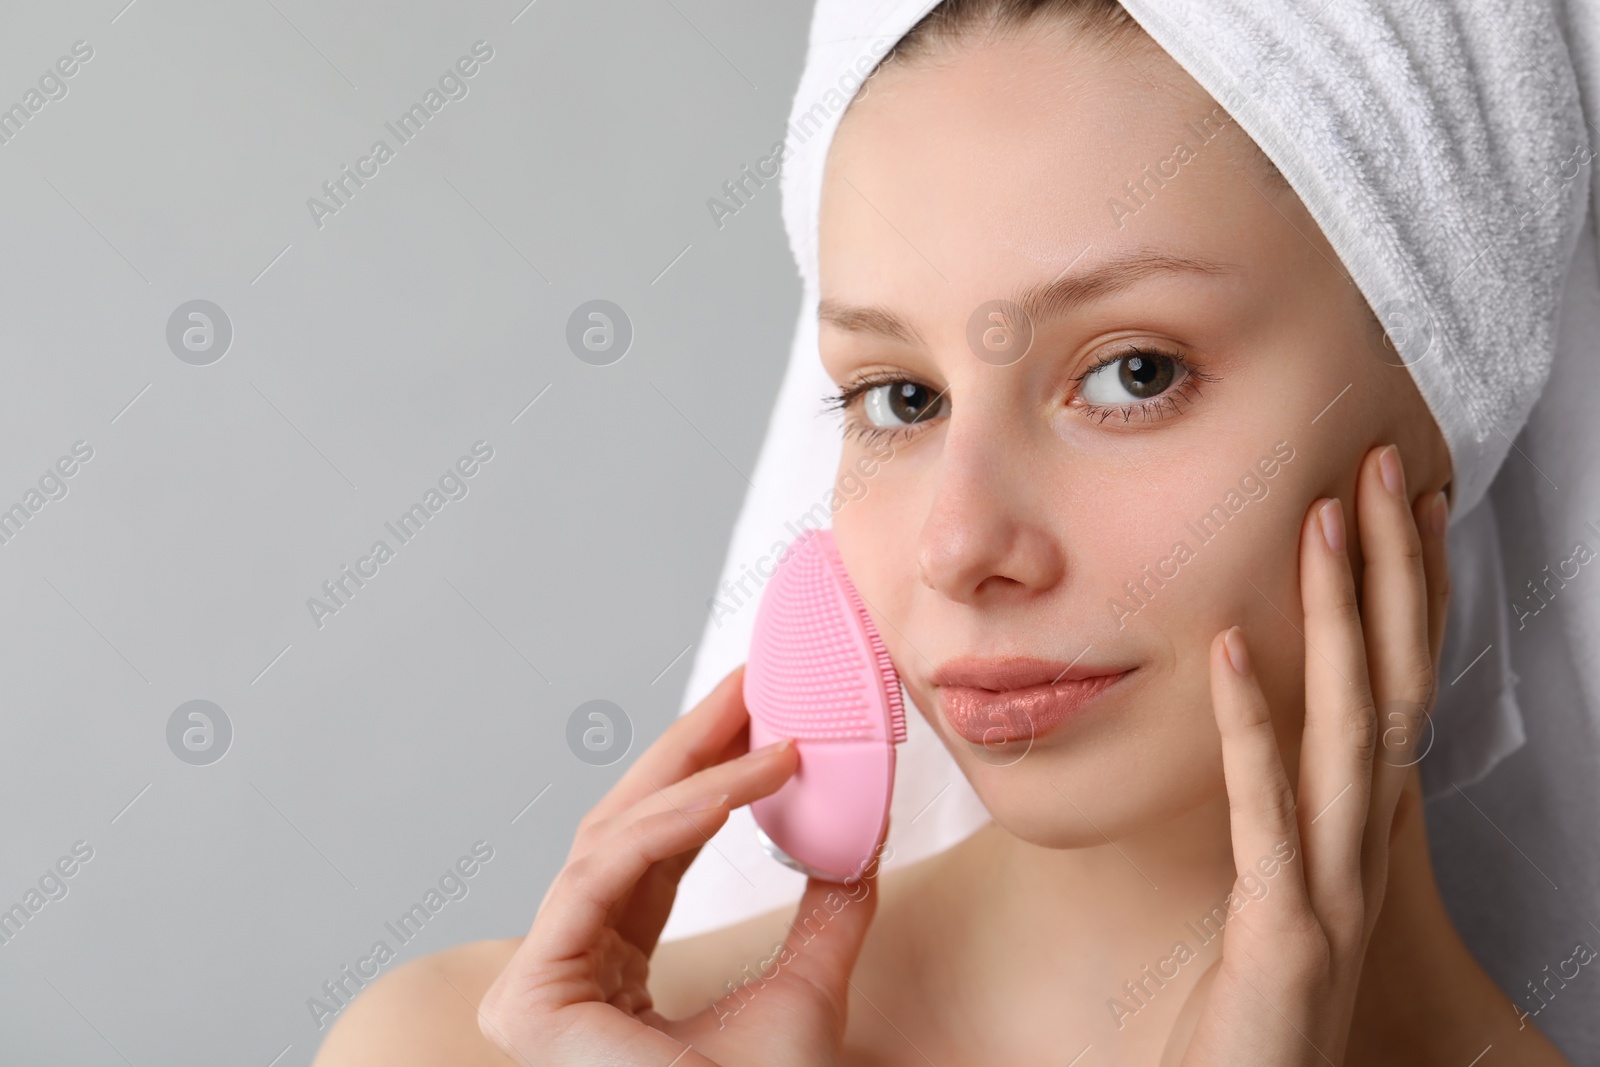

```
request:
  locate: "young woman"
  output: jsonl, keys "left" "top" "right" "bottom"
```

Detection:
{"left": 312, "top": 1, "right": 1585, "bottom": 1063}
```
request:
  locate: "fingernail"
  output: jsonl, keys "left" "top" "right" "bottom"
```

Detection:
{"left": 1224, "top": 626, "right": 1251, "bottom": 675}
{"left": 740, "top": 738, "right": 793, "bottom": 760}
{"left": 1379, "top": 445, "right": 1403, "bottom": 497}
{"left": 684, "top": 793, "right": 730, "bottom": 813}
{"left": 1428, "top": 492, "right": 1449, "bottom": 539}
{"left": 1318, "top": 498, "right": 1345, "bottom": 554}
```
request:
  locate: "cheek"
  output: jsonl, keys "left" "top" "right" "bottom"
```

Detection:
{"left": 1084, "top": 435, "right": 1292, "bottom": 611}
{"left": 832, "top": 463, "right": 922, "bottom": 613}
{"left": 1101, "top": 448, "right": 1312, "bottom": 747}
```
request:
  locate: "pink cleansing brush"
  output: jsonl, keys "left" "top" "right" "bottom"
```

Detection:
{"left": 743, "top": 527, "right": 907, "bottom": 883}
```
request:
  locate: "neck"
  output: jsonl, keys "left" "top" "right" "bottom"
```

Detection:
{"left": 906, "top": 786, "right": 1266, "bottom": 1061}
{"left": 896, "top": 770, "right": 1512, "bottom": 1065}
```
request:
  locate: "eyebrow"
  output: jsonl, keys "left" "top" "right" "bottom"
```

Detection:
{"left": 817, "top": 250, "right": 1237, "bottom": 346}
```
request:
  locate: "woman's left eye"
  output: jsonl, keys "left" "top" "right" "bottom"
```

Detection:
{"left": 1078, "top": 349, "right": 1185, "bottom": 406}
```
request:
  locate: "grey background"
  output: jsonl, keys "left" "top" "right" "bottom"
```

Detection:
{"left": 0, "top": 0, "right": 808, "bottom": 1062}
{"left": 5, "top": 1, "right": 1596, "bottom": 1064}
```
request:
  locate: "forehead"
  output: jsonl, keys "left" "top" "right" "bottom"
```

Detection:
{"left": 818, "top": 29, "right": 1277, "bottom": 325}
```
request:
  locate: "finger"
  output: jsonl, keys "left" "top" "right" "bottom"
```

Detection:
{"left": 769, "top": 851, "right": 888, "bottom": 1031}
{"left": 1294, "top": 494, "right": 1377, "bottom": 930}
{"left": 592, "top": 734, "right": 798, "bottom": 854}
{"left": 1355, "top": 445, "right": 1435, "bottom": 858}
{"left": 546, "top": 737, "right": 796, "bottom": 959}
{"left": 579, "top": 664, "right": 753, "bottom": 835}
{"left": 1209, "top": 627, "right": 1311, "bottom": 919}
{"left": 520, "top": 800, "right": 738, "bottom": 977}
{"left": 545, "top": 1010, "right": 723, "bottom": 1067}
{"left": 610, "top": 739, "right": 799, "bottom": 953}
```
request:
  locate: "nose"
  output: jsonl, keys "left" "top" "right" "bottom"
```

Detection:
{"left": 915, "top": 412, "right": 1066, "bottom": 604}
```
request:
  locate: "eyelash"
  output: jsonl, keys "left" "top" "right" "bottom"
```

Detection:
{"left": 822, "top": 346, "right": 1218, "bottom": 444}
{"left": 1070, "top": 345, "right": 1219, "bottom": 425}
{"left": 822, "top": 370, "right": 949, "bottom": 447}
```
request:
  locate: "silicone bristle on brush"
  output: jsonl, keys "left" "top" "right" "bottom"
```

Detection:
{"left": 745, "top": 529, "right": 907, "bottom": 745}
{"left": 832, "top": 553, "right": 907, "bottom": 745}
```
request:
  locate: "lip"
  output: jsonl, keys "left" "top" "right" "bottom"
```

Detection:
{"left": 934, "top": 656, "right": 1134, "bottom": 745}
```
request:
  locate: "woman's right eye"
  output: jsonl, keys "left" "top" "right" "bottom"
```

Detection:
{"left": 862, "top": 380, "right": 949, "bottom": 428}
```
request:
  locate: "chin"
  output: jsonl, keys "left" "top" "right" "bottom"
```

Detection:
{"left": 976, "top": 755, "right": 1227, "bottom": 850}
{"left": 923, "top": 673, "right": 1229, "bottom": 849}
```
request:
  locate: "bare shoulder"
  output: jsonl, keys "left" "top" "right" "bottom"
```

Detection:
{"left": 310, "top": 855, "right": 939, "bottom": 1066}
{"left": 311, "top": 937, "right": 523, "bottom": 1067}
{"left": 307, "top": 912, "right": 807, "bottom": 1066}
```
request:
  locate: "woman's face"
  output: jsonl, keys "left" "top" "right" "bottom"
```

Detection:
{"left": 818, "top": 25, "right": 1451, "bottom": 847}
